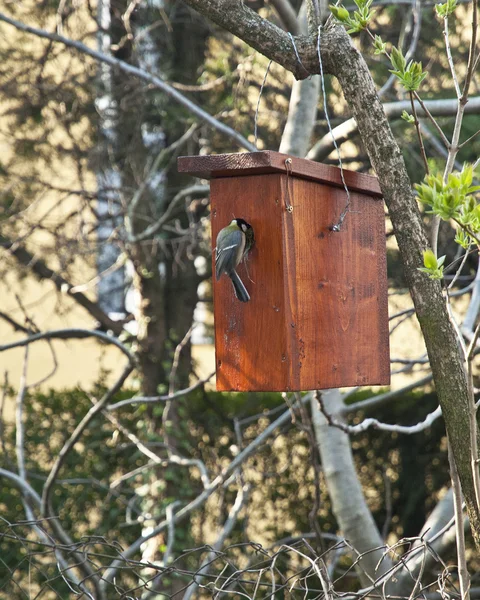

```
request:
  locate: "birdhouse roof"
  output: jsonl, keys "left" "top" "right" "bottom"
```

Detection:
{"left": 178, "top": 150, "right": 382, "bottom": 198}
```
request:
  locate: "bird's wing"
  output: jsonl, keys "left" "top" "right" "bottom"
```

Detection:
{"left": 215, "top": 229, "right": 245, "bottom": 279}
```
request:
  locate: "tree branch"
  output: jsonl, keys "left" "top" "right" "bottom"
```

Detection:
{"left": 0, "top": 328, "right": 136, "bottom": 363}
{"left": 307, "top": 96, "right": 480, "bottom": 162}
{"left": 0, "top": 11, "right": 255, "bottom": 151}
{"left": 0, "top": 235, "right": 125, "bottom": 335}
{"left": 40, "top": 363, "right": 134, "bottom": 517}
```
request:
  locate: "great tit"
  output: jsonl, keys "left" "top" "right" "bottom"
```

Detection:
{"left": 215, "top": 218, "right": 254, "bottom": 302}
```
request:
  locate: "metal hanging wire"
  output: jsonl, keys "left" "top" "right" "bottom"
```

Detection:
{"left": 254, "top": 59, "right": 273, "bottom": 149}
{"left": 317, "top": 25, "right": 351, "bottom": 231}
{"left": 284, "top": 158, "right": 294, "bottom": 213}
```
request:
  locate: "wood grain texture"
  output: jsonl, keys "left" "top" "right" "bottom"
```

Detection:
{"left": 211, "top": 173, "right": 390, "bottom": 392}
{"left": 178, "top": 150, "right": 383, "bottom": 197}
{"left": 211, "top": 175, "right": 290, "bottom": 391}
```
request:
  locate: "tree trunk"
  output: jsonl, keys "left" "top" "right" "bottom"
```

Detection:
{"left": 311, "top": 391, "right": 392, "bottom": 586}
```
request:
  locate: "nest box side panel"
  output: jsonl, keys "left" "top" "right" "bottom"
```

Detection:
{"left": 283, "top": 177, "right": 390, "bottom": 389}
{"left": 211, "top": 174, "right": 290, "bottom": 391}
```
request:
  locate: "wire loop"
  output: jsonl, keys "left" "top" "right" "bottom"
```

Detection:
{"left": 284, "top": 158, "right": 294, "bottom": 213}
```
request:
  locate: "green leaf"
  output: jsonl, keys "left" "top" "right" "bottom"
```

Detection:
{"left": 401, "top": 110, "right": 415, "bottom": 123}
{"left": 374, "top": 35, "right": 387, "bottom": 55}
{"left": 459, "top": 163, "right": 473, "bottom": 187}
{"left": 435, "top": 0, "right": 457, "bottom": 17}
{"left": 330, "top": 5, "right": 350, "bottom": 22}
{"left": 390, "top": 46, "right": 406, "bottom": 74}
{"left": 423, "top": 249, "right": 438, "bottom": 270}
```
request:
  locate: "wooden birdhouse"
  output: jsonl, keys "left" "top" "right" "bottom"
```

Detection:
{"left": 178, "top": 151, "right": 390, "bottom": 392}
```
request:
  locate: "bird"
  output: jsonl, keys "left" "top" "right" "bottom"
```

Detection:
{"left": 215, "top": 218, "right": 254, "bottom": 302}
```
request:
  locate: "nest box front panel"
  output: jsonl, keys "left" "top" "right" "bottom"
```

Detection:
{"left": 211, "top": 170, "right": 389, "bottom": 392}
{"left": 284, "top": 177, "right": 390, "bottom": 389}
{"left": 211, "top": 174, "right": 291, "bottom": 391}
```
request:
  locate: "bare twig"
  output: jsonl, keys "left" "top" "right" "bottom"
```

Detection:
{"left": 410, "top": 91, "right": 429, "bottom": 174}
{"left": 180, "top": 483, "right": 250, "bottom": 600}
{"left": 341, "top": 374, "right": 434, "bottom": 415}
{"left": 443, "top": 14, "right": 461, "bottom": 98}
{"left": 107, "top": 371, "right": 215, "bottom": 410}
{"left": 305, "top": 95, "right": 480, "bottom": 161}
{"left": 0, "top": 235, "right": 126, "bottom": 335}
{"left": 269, "top": 0, "right": 300, "bottom": 34}
{"left": 0, "top": 328, "right": 136, "bottom": 364}
{"left": 41, "top": 363, "right": 134, "bottom": 517}
{"left": 101, "top": 396, "right": 311, "bottom": 588}
{"left": 317, "top": 391, "right": 442, "bottom": 435}
{"left": 0, "top": 12, "right": 256, "bottom": 151}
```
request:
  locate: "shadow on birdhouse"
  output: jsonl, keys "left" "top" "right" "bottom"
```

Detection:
{"left": 178, "top": 151, "right": 390, "bottom": 392}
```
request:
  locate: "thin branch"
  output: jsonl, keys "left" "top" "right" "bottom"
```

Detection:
{"left": 0, "top": 234, "right": 125, "bottom": 335}
{"left": 306, "top": 96, "right": 480, "bottom": 161}
{"left": 444, "top": 15, "right": 461, "bottom": 98}
{"left": 126, "top": 124, "right": 199, "bottom": 239}
{"left": 172, "top": 484, "right": 249, "bottom": 600}
{"left": 341, "top": 374, "right": 434, "bottom": 414}
{"left": 377, "top": 0, "right": 423, "bottom": 99}
{"left": 0, "top": 12, "right": 256, "bottom": 151}
{"left": 129, "top": 185, "right": 209, "bottom": 243}
{"left": 0, "top": 311, "right": 32, "bottom": 335}
{"left": 461, "top": 0, "right": 478, "bottom": 102}
{"left": 459, "top": 126, "right": 480, "bottom": 148}
{"left": 108, "top": 371, "right": 214, "bottom": 410}
{"left": 317, "top": 391, "right": 442, "bottom": 435}
{"left": 101, "top": 396, "right": 311, "bottom": 588}
{"left": 448, "top": 247, "right": 470, "bottom": 291}
{"left": 412, "top": 92, "right": 451, "bottom": 148}
{"left": 0, "top": 328, "right": 136, "bottom": 364}
{"left": 40, "top": 363, "right": 133, "bottom": 517}
{"left": 269, "top": 0, "right": 300, "bottom": 34}
{"left": 410, "top": 91, "right": 429, "bottom": 174}
{"left": 0, "top": 470, "right": 101, "bottom": 598}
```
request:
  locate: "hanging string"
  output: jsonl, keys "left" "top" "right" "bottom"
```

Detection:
{"left": 284, "top": 158, "right": 294, "bottom": 213}
{"left": 287, "top": 32, "right": 309, "bottom": 77}
{"left": 317, "top": 25, "right": 351, "bottom": 232}
{"left": 254, "top": 59, "right": 273, "bottom": 149}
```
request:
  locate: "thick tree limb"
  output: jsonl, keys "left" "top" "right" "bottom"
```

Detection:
{"left": 178, "top": 2, "right": 480, "bottom": 548}
{"left": 311, "top": 390, "right": 392, "bottom": 585}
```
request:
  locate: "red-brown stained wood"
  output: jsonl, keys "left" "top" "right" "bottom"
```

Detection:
{"left": 178, "top": 150, "right": 383, "bottom": 197}
{"left": 210, "top": 172, "right": 390, "bottom": 392}
{"left": 180, "top": 152, "right": 389, "bottom": 391}
{"left": 211, "top": 175, "right": 290, "bottom": 391}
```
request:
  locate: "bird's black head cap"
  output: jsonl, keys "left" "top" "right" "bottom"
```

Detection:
{"left": 235, "top": 218, "right": 252, "bottom": 233}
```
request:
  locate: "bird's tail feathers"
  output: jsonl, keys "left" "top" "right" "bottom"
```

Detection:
{"left": 230, "top": 270, "right": 250, "bottom": 302}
